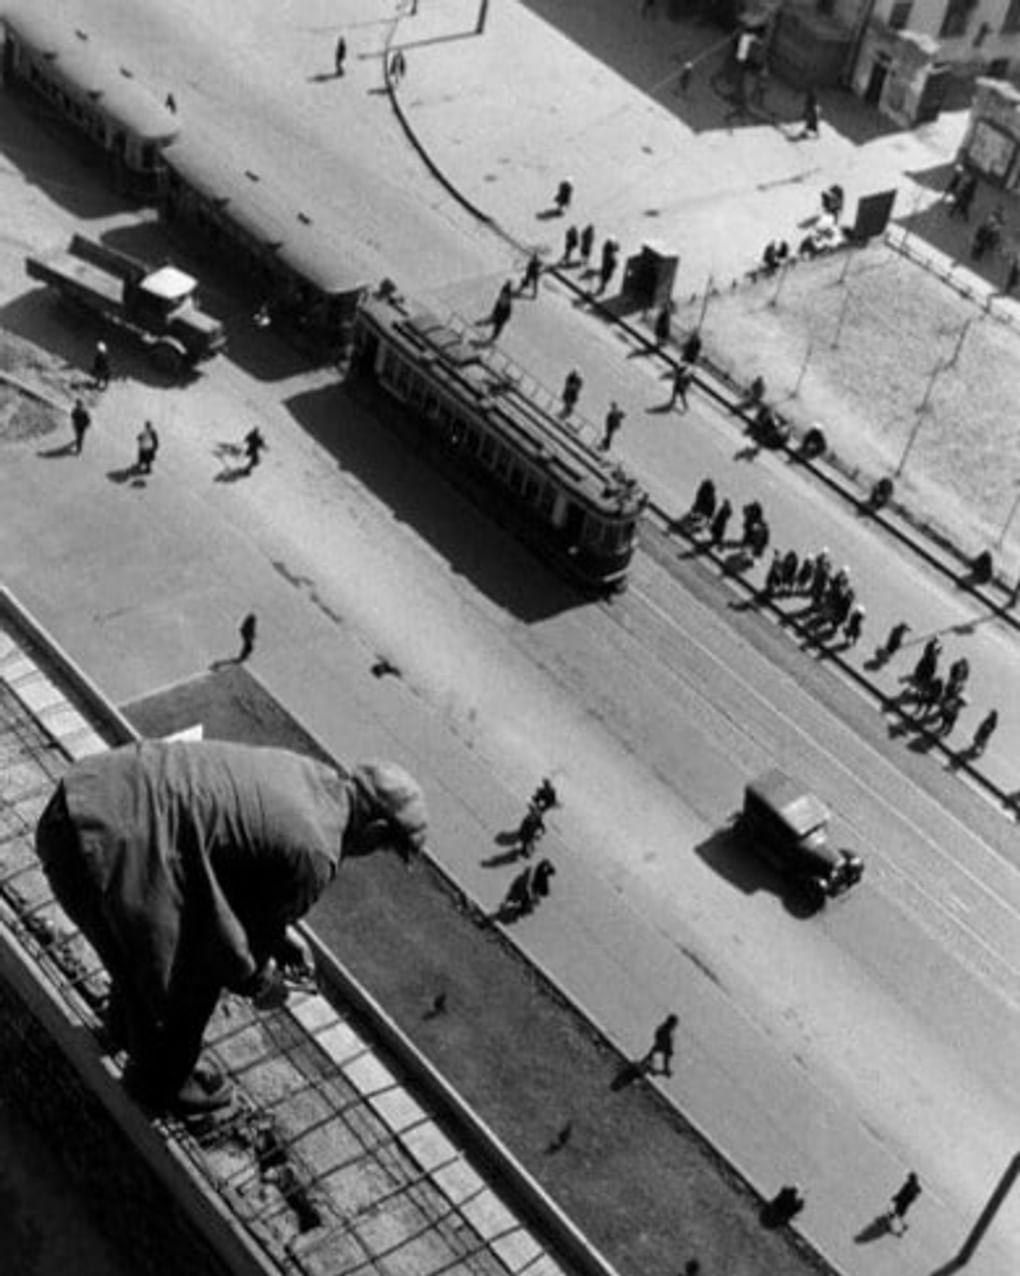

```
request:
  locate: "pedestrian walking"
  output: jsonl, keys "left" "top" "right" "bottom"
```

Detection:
{"left": 950, "top": 172, "right": 977, "bottom": 221}
{"left": 489, "top": 282, "right": 513, "bottom": 341}
{"left": 334, "top": 36, "right": 347, "bottom": 76}
{"left": 244, "top": 426, "right": 267, "bottom": 471}
{"left": 516, "top": 805, "right": 546, "bottom": 857}
{"left": 681, "top": 329, "right": 702, "bottom": 365}
{"left": 798, "top": 87, "right": 820, "bottom": 139}
{"left": 885, "top": 1172, "right": 921, "bottom": 1235}
{"left": 748, "top": 516, "right": 770, "bottom": 559}
{"left": 136, "top": 421, "right": 159, "bottom": 475}
{"left": 843, "top": 605, "right": 865, "bottom": 647}
{"left": 936, "top": 698, "right": 961, "bottom": 739}
{"left": 532, "top": 858, "right": 556, "bottom": 900}
{"left": 912, "top": 636, "right": 941, "bottom": 688}
{"left": 795, "top": 554, "right": 815, "bottom": 594}
{"left": 810, "top": 552, "right": 831, "bottom": 608}
{"left": 674, "top": 60, "right": 693, "bottom": 95}
{"left": 945, "top": 657, "right": 970, "bottom": 698}
{"left": 530, "top": 777, "right": 559, "bottom": 812}
{"left": 165, "top": 92, "right": 177, "bottom": 113}
{"left": 238, "top": 612, "right": 257, "bottom": 662}
{"left": 561, "top": 369, "right": 583, "bottom": 415}
{"left": 389, "top": 49, "right": 406, "bottom": 82}
{"left": 709, "top": 499, "right": 732, "bottom": 547}
{"left": 579, "top": 223, "right": 595, "bottom": 265}
{"left": 970, "top": 709, "right": 998, "bottom": 757}
{"left": 915, "top": 675, "right": 943, "bottom": 718}
{"left": 879, "top": 620, "right": 911, "bottom": 661}
{"left": 70, "top": 398, "right": 91, "bottom": 455}
{"left": 764, "top": 1185, "right": 805, "bottom": 1227}
{"left": 602, "top": 401, "right": 625, "bottom": 450}
{"left": 598, "top": 238, "right": 620, "bottom": 295}
{"left": 553, "top": 178, "right": 573, "bottom": 216}
{"left": 643, "top": 1012, "right": 678, "bottom": 1076}
{"left": 762, "top": 550, "right": 783, "bottom": 599}
{"left": 1004, "top": 253, "right": 1020, "bottom": 296}
{"left": 691, "top": 477, "right": 716, "bottom": 523}
{"left": 741, "top": 500, "right": 763, "bottom": 543}
{"left": 520, "top": 252, "right": 542, "bottom": 297}
{"left": 91, "top": 340, "right": 110, "bottom": 390}
{"left": 654, "top": 304, "right": 671, "bottom": 348}
{"left": 562, "top": 224, "right": 580, "bottom": 265}
{"left": 669, "top": 362, "right": 694, "bottom": 411}
{"left": 779, "top": 548, "right": 799, "bottom": 594}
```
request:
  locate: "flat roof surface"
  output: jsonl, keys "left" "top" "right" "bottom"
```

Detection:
{"left": 0, "top": 592, "right": 580, "bottom": 1276}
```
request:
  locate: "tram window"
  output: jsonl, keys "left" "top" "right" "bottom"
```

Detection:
{"left": 424, "top": 391, "right": 439, "bottom": 419}
{"left": 537, "top": 485, "right": 556, "bottom": 518}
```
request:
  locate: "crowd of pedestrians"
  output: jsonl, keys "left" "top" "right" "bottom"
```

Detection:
{"left": 680, "top": 475, "right": 1005, "bottom": 761}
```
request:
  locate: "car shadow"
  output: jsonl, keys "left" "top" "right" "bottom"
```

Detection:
{"left": 693, "top": 823, "right": 822, "bottom": 919}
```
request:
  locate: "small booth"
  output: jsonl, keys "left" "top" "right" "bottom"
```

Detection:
{"left": 851, "top": 25, "right": 949, "bottom": 127}
{"left": 958, "top": 78, "right": 1020, "bottom": 191}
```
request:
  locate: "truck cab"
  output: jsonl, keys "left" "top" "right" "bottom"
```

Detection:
{"left": 741, "top": 770, "right": 863, "bottom": 908}
{"left": 126, "top": 266, "right": 226, "bottom": 364}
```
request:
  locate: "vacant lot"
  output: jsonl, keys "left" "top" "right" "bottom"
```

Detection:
{"left": 679, "top": 242, "right": 1020, "bottom": 568}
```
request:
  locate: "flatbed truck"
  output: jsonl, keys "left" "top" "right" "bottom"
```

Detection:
{"left": 26, "top": 234, "right": 226, "bottom": 373}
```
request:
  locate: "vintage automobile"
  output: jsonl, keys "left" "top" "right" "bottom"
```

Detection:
{"left": 740, "top": 769, "right": 864, "bottom": 908}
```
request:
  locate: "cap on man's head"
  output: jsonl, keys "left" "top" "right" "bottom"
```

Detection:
{"left": 353, "top": 761, "right": 428, "bottom": 851}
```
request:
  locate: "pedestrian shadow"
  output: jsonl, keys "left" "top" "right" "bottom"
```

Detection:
{"left": 208, "top": 656, "right": 243, "bottom": 672}
{"left": 609, "top": 1059, "right": 646, "bottom": 1092}
{"left": 480, "top": 847, "right": 524, "bottom": 869}
{"left": 864, "top": 650, "right": 891, "bottom": 672}
{"left": 854, "top": 1213, "right": 895, "bottom": 1244}
{"left": 308, "top": 72, "right": 340, "bottom": 83}
{"left": 106, "top": 465, "right": 146, "bottom": 487}
{"left": 733, "top": 443, "right": 761, "bottom": 463}
{"left": 907, "top": 732, "right": 939, "bottom": 754}
{"left": 535, "top": 208, "right": 563, "bottom": 221}
{"left": 37, "top": 442, "right": 78, "bottom": 459}
{"left": 645, "top": 400, "right": 675, "bottom": 414}
{"left": 214, "top": 465, "right": 251, "bottom": 483}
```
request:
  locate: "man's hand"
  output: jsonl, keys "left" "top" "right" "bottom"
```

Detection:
{"left": 276, "top": 926, "right": 315, "bottom": 979}
{"left": 248, "top": 959, "right": 289, "bottom": 1011}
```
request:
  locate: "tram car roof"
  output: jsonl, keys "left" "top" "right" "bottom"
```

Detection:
{"left": 1, "top": 5, "right": 181, "bottom": 145}
{"left": 164, "top": 132, "right": 372, "bottom": 298}
{"left": 361, "top": 294, "right": 647, "bottom": 517}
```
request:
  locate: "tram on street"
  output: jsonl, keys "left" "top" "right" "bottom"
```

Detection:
{"left": 0, "top": 3, "right": 180, "bottom": 196}
{"left": 351, "top": 289, "right": 647, "bottom": 592}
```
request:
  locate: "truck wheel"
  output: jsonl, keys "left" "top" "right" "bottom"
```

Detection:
{"left": 152, "top": 338, "right": 186, "bottom": 374}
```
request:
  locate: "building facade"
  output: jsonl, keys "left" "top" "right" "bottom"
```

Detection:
{"left": 764, "top": 1, "right": 1020, "bottom": 123}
